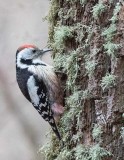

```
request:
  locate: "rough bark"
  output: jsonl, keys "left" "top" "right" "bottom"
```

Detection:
{"left": 41, "top": 1, "right": 124, "bottom": 160}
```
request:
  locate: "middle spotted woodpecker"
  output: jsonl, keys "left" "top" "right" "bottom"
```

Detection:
{"left": 16, "top": 44, "right": 64, "bottom": 141}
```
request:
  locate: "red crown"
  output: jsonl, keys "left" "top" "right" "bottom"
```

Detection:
{"left": 17, "top": 44, "right": 38, "bottom": 52}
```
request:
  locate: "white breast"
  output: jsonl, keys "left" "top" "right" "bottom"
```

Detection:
{"left": 28, "top": 62, "right": 60, "bottom": 103}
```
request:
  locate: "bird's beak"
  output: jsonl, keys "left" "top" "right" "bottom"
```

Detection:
{"left": 34, "top": 48, "right": 52, "bottom": 58}
{"left": 42, "top": 48, "right": 52, "bottom": 53}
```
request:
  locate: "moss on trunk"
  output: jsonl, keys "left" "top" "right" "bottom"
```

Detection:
{"left": 41, "top": 1, "right": 124, "bottom": 159}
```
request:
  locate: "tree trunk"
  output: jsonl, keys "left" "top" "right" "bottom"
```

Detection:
{"left": 41, "top": 0, "right": 124, "bottom": 159}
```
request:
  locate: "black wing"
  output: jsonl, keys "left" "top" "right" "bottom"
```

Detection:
{"left": 16, "top": 66, "right": 62, "bottom": 140}
{"left": 27, "top": 74, "right": 62, "bottom": 141}
{"left": 16, "top": 67, "right": 32, "bottom": 102}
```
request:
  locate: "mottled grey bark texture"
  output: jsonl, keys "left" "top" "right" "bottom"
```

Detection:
{"left": 42, "top": 1, "right": 124, "bottom": 159}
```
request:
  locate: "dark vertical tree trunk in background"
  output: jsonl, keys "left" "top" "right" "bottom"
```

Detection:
{"left": 42, "top": 1, "right": 124, "bottom": 159}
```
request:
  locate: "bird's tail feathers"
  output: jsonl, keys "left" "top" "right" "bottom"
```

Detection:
{"left": 49, "top": 118, "right": 62, "bottom": 141}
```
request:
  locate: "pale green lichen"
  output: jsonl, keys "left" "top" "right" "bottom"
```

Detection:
{"left": 103, "top": 41, "right": 122, "bottom": 57}
{"left": 73, "top": 144, "right": 111, "bottom": 160}
{"left": 66, "top": 0, "right": 77, "bottom": 2}
{"left": 102, "top": 24, "right": 117, "bottom": 41}
{"left": 47, "top": 0, "right": 59, "bottom": 46}
{"left": 120, "top": 127, "right": 124, "bottom": 144}
{"left": 110, "top": 2, "right": 121, "bottom": 23}
{"left": 55, "top": 149, "right": 73, "bottom": 160}
{"left": 67, "top": 88, "right": 91, "bottom": 106}
{"left": 72, "top": 131, "right": 82, "bottom": 143}
{"left": 67, "top": 90, "right": 84, "bottom": 107}
{"left": 81, "top": 89, "right": 91, "bottom": 99}
{"left": 100, "top": 73, "right": 116, "bottom": 91}
{"left": 40, "top": 140, "right": 59, "bottom": 160}
{"left": 61, "top": 102, "right": 82, "bottom": 133}
{"left": 74, "top": 144, "right": 89, "bottom": 160}
{"left": 102, "top": 2, "right": 122, "bottom": 59}
{"left": 61, "top": 106, "right": 79, "bottom": 130}
{"left": 53, "top": 26, "right": 73, "bottom": 52}
{"left": 80, "top": 0, "right": 87, "bottom": 5}
{"left": 92, "top": 2, "right": 106, "bottom": 19}
{"left": 58, "top": 8, "right": 76, "bottom": 22}
{"left": 53, "top": 53, "right": 67, "bottom": 70}
{"left": 54, "top": 50, "right": 79, "bottom": 91}
{"left": 92, "top": 124, "right": 103, "bottom": 141}
{"left": 89, "top": 144, "right": 111, "bottom": 160}
{"left": 65, "top": 51, "right": 79, "bottom": 90}
{"left": 109, "top": 0, "right": 114, "bottom": 3}
{"left": 74, "top": 24, "right": 92, "bottom": 44}
{"left": 64, "top": 89, "right": 91, "bottom": 130}
{"left": 85, "top": 60, "right": 97, "bottom": 77}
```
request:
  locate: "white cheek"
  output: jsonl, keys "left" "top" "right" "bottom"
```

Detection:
{"left": 21, "top": 48, "right": 33, "bottom": 59}
{"left": 16, "top": 51, "right": 27, "bottom": 68}
{"left": 27, "top": 75, "right": 40, "bottom": 106}
{"left": 16, "top": 48, "right": 33, "bottom": 69}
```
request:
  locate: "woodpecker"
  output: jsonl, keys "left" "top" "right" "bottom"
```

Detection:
{"left": 16, "top": 44, "right": 64, "bottom": 141}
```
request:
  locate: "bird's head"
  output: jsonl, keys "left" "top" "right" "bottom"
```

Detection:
{"left": 16, "top": 44, "right": 52, "bottom": 68}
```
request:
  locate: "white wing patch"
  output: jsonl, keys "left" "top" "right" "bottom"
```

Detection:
{"left": 27, "top": 76, "right": 39, "bottom": 106}
{"left": 39, "top": 102, "right": 47, "bottom": 110}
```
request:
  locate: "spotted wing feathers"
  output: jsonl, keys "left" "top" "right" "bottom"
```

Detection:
{"left": 28, "top": 64, "right": 64, "bottom": 116}
{"left": 27, "top": 74, "right": 62, "bottom": 140}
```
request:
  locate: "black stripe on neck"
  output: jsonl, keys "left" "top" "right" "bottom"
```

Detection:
{"left": 20, "top": 58, "right": 46, "bottom": 66}
{"left": 21, "top": 59, "right": 32, "bottom": 65}
{"left": 33, "top": 63, "right": 46, "bottom": 66}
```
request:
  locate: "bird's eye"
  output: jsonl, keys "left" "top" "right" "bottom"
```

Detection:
{"left": 32, "top": 49, "right": 37, "bottom": 53}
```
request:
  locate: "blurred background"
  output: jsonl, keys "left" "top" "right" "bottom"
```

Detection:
{"left": 0, "top": 0, "right": 51, "bottom": 160}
